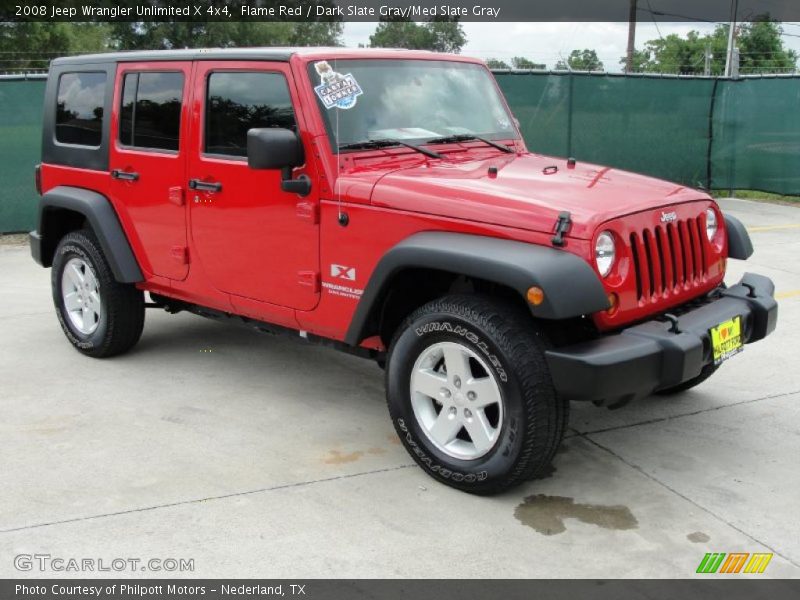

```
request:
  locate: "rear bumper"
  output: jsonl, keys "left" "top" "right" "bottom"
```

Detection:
{"left": 545, "top": 273, "right": 778, "bottom": 405}
{"left": 29, "top": 230, "right": 43, "bottom": 266}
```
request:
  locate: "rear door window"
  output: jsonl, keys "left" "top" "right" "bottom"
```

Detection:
{"left": 55, "top": 72, "right": 107, "bottom": 147}
{"left": 119, "top": 72, "right": 184, "bottom": 151}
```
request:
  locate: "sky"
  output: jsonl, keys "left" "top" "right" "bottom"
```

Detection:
{"left": 342, "top": 21, "right": 800, "bottom": 72}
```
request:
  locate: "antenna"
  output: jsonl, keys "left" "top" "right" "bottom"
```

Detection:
{"left": 334, "top": 59, "right": 343, "bottom": 222}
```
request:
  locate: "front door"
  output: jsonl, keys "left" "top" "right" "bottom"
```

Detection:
{"left": 187, "top": 61, "right": 320, "bottom": 310}
{"left": 109, "top": 62, "right": 191, "bottom": 280}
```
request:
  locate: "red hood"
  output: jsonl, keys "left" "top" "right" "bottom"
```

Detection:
{"left": 338, "top": 151, "right": 711, "bottom": 239}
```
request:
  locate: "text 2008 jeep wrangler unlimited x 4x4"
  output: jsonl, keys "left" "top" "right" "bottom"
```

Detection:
{"left": 31, "top": 48, "right": 778, "bottom": 494}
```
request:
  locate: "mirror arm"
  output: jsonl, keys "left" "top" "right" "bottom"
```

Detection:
{"left": 280, "top": 168, "right": 312, "bottom": 197}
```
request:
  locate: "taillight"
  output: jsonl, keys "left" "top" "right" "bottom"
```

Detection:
{"left": 34, "top": 164, "right": 42, "bottom": 196}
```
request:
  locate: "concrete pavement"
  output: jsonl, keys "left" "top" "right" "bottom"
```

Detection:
{"left": 0, "top": 198, "right": 798, "bottom": 578}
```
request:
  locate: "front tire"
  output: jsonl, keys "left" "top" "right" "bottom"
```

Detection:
{"left": 386, "top": 295, "right": 567, "bottom": 495}
{"left": 52, "top": 230, "right": 144, "bottom": 358}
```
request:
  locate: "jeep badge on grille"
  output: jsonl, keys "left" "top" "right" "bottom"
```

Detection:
{"left": 660, "top": 211, "right": 678, "bottom": 223}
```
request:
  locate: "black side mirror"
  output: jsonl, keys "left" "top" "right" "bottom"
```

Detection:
{"left": 247, "top": 127, "right": 311, "bottom": 196}
{"left": 247, "top": 128, "right": 304, "bottom": 170}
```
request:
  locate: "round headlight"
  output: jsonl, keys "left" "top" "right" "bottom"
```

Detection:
{"left": 705, "top": 208, "right": 718, "bottom": 241}
{"left": 595, "top": 231, "right": 616, "bottom": 277}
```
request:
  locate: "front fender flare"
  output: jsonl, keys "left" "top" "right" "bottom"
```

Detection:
{"left": 345, "top": 232, "right": 609, "bottom": 345}
{"left": 724, "top": 213, "right": 753, "bottom": 260}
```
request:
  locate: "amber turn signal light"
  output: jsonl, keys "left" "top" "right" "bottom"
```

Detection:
{"left": 527, "top": 286, "right": 545, "bottom": 306}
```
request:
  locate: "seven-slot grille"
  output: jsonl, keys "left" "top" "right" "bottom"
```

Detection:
{"left": 629, "top": 216, "right": 708, "bottom": 301}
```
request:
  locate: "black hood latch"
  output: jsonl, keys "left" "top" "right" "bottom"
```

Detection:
{"left": 551, "top": 211, "right": 572, "bottom": 247}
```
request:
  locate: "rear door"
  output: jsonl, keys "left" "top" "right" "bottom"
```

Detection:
{"left": 187, "top": 61, "right": 320, "bottom": 310}
{"left": 109, "top": 62, "right": 191, "bottom": 280}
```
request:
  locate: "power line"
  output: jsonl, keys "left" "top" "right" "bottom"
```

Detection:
{"left": 645, "top": 0, "right": 665, "bottom": 41}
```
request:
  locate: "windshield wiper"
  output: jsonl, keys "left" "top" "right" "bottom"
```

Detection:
{"left": 338, "top": 138, "right": 443, "bottom": 159}
{"left": 426, "top": 134, "right": 514, "bottom": 153}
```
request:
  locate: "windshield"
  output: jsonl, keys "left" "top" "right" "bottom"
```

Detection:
{"left": 307, "top": 59, "right": 517, "bottom": 151}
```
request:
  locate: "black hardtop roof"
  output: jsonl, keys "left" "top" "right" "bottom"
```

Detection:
{"left": 50, "top": 47, "right": 444, "bottom": 66}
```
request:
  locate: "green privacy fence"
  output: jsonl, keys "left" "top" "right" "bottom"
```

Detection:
{"left": 710, "top": 77, "right": 800, "bottom": 195}
{"left": 1, "top": 72, "right": 799, "bottom": 232}
{"left": 495, "top": 71, "right": 800, "bottom": 197}
{"left": 0, "top": 76, "right": 46, "bottom": 232}
{"left": 497, "top": 73, "right": 715, "bottom": 188}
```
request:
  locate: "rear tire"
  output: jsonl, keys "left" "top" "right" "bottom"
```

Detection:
{"left": 386, "top": 294, "right": 567, "bottom": 495}
{"left": 52, "top": 230, "right": 144, "bottom": 358}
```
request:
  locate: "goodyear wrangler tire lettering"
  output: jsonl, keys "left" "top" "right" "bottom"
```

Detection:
{"left": 396, "top": 418, "right": 486, "bottom": 482}
{"left": 415, "top": 321, "right": 507, "bottom": 382}
{"left": 386, "top": 295, "right": 567, "bottom": 495}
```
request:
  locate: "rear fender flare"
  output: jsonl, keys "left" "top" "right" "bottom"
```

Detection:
{"left": 36, "top": 186, "right": 143, "bottom": 283}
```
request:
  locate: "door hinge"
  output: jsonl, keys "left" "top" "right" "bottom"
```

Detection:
{"left": 171, "top": 246, "right": 190, "bottom": 265}
{"left": 296, "top": 200, "right": 319, "bottom": 224}
{"left": 168, "top": 186, "right": 185, "bottom": 206}
{"left": 297, "top": 271, "right": 320, "bottom": 292}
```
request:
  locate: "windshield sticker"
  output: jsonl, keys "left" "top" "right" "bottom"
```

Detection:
{"left": 314, "top": 61, "right": 363, "bottom": 110}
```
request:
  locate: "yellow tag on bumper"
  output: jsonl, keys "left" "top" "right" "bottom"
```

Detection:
{"left": 710, "top": 316, "right": 743, "bottom": 365}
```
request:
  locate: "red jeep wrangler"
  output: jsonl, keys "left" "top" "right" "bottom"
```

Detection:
{"left": 31, "top": 48, "right": 777, "bottom": 494}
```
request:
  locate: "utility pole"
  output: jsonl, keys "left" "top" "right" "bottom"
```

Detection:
{"left": 704, "top": 46, "right": 712, "bottom": 76}
{"left": 724, "top": 0, "right": 739, "bottom": 77}
{"left": 625, "top": 0, "right": 637, "bottom": 73}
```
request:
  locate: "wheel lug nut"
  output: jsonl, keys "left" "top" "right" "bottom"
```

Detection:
{"left": 453, "top": 376, "right": 461, "bottom": 388}
{"left": 448, "top": 406, "right": 457, "bottom": 417}
{"left": 442, "top": 388, "right": 452, "bottom": 398}
{"left": 464, "top": 408, "right": 472, "bottom": 419}
{"left": 467, "top": 391, "right": 476, "bottom": 401}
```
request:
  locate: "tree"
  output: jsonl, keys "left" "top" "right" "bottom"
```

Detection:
{"left": 0, "top": 23, "right": 111, "bottom": 71}
{"left": 369, "top": 17, "right": 466, "bottom": 53}
{"left": 109, "top": 22, "right": 342, "bottom": 50}
{"left": 738, "top": 19, "right": 798, "bottom": 73}
{"left": 620, "top": 29, "right": 723, "bottom": 74}
{"left": 555, "top": 49, "right": 604, "bottom": 71}
{"left": 620, "top": 18, "right": 797, "bottom": 75}
{"left": 0, "top": 21, "right": 343, "bottom": 72}
{"left": 424, "top": 18, "right": 467, "bottom": 53}
{"left": 510, "top": 56, "right": 546, "bottom": 70}
{"left": 486, "top": 59, "right": 511, "bottom": 69}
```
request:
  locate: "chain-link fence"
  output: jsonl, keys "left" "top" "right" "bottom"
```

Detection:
{"left": 1, "top": 71, "right": 798, "bottom": 232}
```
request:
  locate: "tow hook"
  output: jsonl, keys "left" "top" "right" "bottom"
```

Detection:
{"left": 661, "top": 313, "right": 681, "bottom": 334}
{"left": 741, "top": 282, "right": 757, "bottom": 298}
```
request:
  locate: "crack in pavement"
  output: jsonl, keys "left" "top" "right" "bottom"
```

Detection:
{"left": 578, "top": 433, "right": 800, "bottom": 570}
{"left": 565, "top": 389, "right": 800, "bottom": 438}
{"left": 0, "top": 463, "right": 417, "bottom": 535}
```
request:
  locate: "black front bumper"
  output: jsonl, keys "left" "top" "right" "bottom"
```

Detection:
{"left": 545, "top": 273, "right": 778, "bottom": 405}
